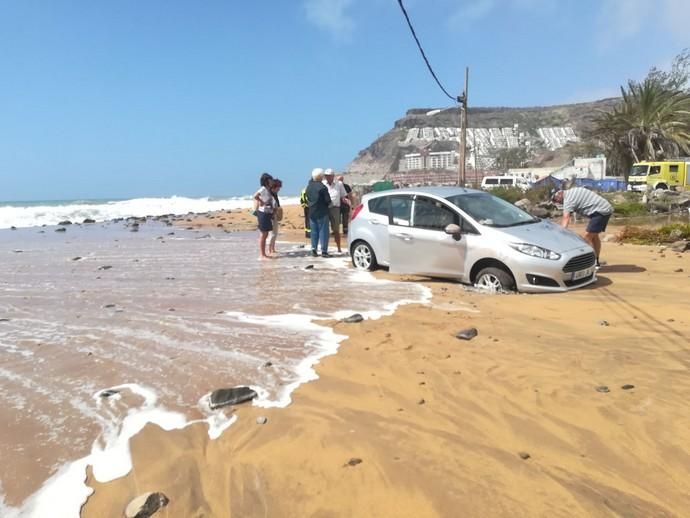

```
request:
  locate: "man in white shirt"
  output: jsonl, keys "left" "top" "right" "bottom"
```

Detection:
{"left": 323, "top": 169, "right": 347, "bottom": 253}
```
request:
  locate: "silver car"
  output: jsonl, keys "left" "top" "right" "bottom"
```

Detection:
{"left": 347, "top": 187, "right": 597, "bottom": 293}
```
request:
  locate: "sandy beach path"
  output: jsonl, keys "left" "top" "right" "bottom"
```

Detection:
{"left": 80, "top": 234, "right": 690, "bottom": 518}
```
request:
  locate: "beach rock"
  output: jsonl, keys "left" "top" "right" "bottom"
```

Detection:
{"left": 621, "top": 384, "right": 635, "bottom": 390}
{"left": 103, "top": 304, "right": 116, "bottom": 309}
{"left": 58, "top": 220, "right": 72, "bottom": 226}
{"left": 674, "top": 268, "right": 684, "bottom": 273}
{"left": 0, "top": 318, "right": 10, "bottom": 322}
{"left": 455, "top": 328, "right": 478, "bottom": 340}
{"left": 342, "top": 313, "right": 364, "bottom": 323}
{"left": 10, "top": 226, "right": 16, "bottom": 230}
{"left": 418, "top": 398, "right": 426, "bottom": 405}
{"left": 598, "top": 320, "right": 609, "bottom": 327}
{"left": 209, "top": 386, "right": 257, "bottom": 409}
{"left": 99, "top": 389, "right": 120, "bottom": 398}
{"left": 595, "top": 386, "right": 610, "bottom": 393}
{"left": 530, "top": 207, "right": 551, "bottom": 219}
{"left": 83, "top": 218, "right": 96, "bottom": 224}
{"left": 256, "top": 416, "right": 268, "bottom": 425}
{"left": 344, "top": 458, "right": 362, "bottom": 467}
{"left": 55, "top": 227, "right": 66, "bottom": 232}
{"left": 98, "top": 265, "right": 113, "bottom": 270}
{"left": 518, "top": 452, "right": 531, "bottom": 460}
{"left": 514, "top": 199, "right": 531, "bottom": 210}
{"left": 304, "top": 264, "right": 315, "bottom": 270}
{"left": 670, "top": 241, "right": 689, "bottom": 253}
{"left": 72, "top": 256, "right": 82, "bottom": 261}
{"left": 124, "top": 492, "right": 170, "bottom": 518}
{"left": 263, "top": 361, "right": 273, "bottom": 367}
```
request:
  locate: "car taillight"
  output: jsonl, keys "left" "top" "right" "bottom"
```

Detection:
{"left": 350, "top": 204, "right": 363, "bottom": 221}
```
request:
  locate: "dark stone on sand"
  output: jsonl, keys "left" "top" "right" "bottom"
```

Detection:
{"left": 103, "top": 304, "right": 116, "bottom": 309}
{"left": 256, "top": 416, "right": 268, "bottom": 425}
{"left": 58, "top": 220, "right": 72, "bottom": 226}
{"left": 98, "top": 265, "right": 113, "bottom": 270}
{"left": 595, "top": 386, "right": 610, "bottom": 393}
{"left": 0, "top": 318, "right": 10, "bottom": 322}
{"left": 304, "top": 264, "right": 315, "bottom": 270}
{"left": 418, "top": 398, "right": 426, "bottom": 405}
{"left": 518, "top": 452, "right": 531, "bottom": 460}
{"left": 455, "top": 328, "right": 478, "bottom": 340}
{"left": 83, "top": 218, "right": 96, "bottom": 224}
{"left": 13, "top": 249, "right": 23, "bottom": 253}
{"left": 264, "top": 361, "right": 273, "bottom": 367}
{"left": 55, "top": 227, "right": 66, "bottom": 232}
{"left": 209, "top": 386, "right": 257, "bottom": 409}
{"left": 674, "top": 268, "right": 684, "bottom": 273}
{"left": 124, "top": 492, "right": 170, "bottom": 518}
{"left": 342, "top": 313, "right": 364, "bottom": 323}
{"left": 344, "top": 458, "right": 362, "bottom": 467}
{"left": 72, "top": 256, "right": 82, "bottom": 261}
{"left": 10, "top": 226, "right": 16, "bottom": 230}
{"left": 99, "top": 389, "right": 120, "bottom": 398}
{"left": 598, "top": 320, "right": 609, "bottom": 327}
{"left": 621, "top": 384, "right": 635, "bottom": 390}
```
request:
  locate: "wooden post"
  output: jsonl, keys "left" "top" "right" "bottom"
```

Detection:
{"left": 458, "top": 67, "right": 469, "bottom": 186}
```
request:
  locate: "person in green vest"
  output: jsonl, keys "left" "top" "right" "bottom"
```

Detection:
{"left": 300, "top": 185, "right": 310, "bottom": 238}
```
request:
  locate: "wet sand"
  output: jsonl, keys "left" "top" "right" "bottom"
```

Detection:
{"left": 81, "top": 206, "right": 690, "bottom": 517}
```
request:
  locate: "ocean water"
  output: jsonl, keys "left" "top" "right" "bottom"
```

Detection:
{"left": 0, "top": 195, "right": 299, "bottom": 230}
{"left": 0, "top": 221, "right": 429, "bottom": 517}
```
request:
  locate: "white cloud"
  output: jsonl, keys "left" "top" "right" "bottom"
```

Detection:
{"left": 303, "top": 0, "right": 356, "bottom": 41}
{"left": 596, "top": 0, "right": 690, "bottom": 48}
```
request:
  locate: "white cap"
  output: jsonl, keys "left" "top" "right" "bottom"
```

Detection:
{"left": 311, "top": 167, "right": 324, "bottom": 181}
{"left": 324, "top": 168, "right": 334, "bottom": 176}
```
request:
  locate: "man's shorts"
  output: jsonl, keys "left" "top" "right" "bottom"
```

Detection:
{"left": 328, "top": 206, "right": 342, "bottom": 233}
{"left": 586, "top": 212, "right": 611, "bottom": 233}
{"left": 257, "top": 211, "right": 273, "bottom": 232}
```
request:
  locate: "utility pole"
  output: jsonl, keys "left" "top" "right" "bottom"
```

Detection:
{"left": 458, "top": 67, "right": 469, "bottom": 187}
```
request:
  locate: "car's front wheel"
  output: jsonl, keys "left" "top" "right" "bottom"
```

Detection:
{"left": 351, "top": 240, "right": 377, "bottom": 271}
{"left": 475, "top": 267, "right": 515, "bottom": 292}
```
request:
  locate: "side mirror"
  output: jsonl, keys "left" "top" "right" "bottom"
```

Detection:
{"left": 444, "top": 223, "right": 462, "bottom": 241}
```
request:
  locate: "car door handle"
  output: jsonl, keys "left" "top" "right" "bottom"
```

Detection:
{"left": 370, "top": 220, "right": 382, "bottom": 225}
{"left": 393, "top": 233, "right": 413, "bottom": 241}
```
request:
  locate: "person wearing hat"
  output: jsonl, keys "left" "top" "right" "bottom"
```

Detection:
{"left": 552, "top": 184, "right": 613, "bottom": 267}
{"left": 322, "top": 168, "right": 348, "bottom": 253}
{"left": 305, "top": 168, "right": 332, "bottom": 257}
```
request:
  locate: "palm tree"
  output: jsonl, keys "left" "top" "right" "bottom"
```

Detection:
{"left": 590, "top": 76, "right": 690, "bottom": 178}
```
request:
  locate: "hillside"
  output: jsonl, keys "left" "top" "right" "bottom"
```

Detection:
{"left": 346, "top": 98, "right": 620, "bottom": 183}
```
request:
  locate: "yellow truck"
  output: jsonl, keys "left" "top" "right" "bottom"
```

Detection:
{"left": 627, "top": 160, "right": 690, "bottom": 191}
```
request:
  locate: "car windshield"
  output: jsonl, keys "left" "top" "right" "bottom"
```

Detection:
{"left": 630, "top": 165, "right": 649, "bottom": 176}
{"left": 445, "top": 193, "right": 539, "bottom": 227}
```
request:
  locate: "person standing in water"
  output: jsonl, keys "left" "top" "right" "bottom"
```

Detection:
{"left": 268, "top": 178, "right": 283, "bottom": 256}
{"left": 253, "top": 173, "right": 275, "bottom": 259}
{"left": 322, "top": 169, "right": 347, "bottom": 253}
{"left": 305, "top": 168, "right": 331, "bottom": 257}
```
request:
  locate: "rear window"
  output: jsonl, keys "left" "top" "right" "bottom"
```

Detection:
{"left": 368, "top": 197, "right": 388, "bottom": 216}
{"left": 499, "top": 178, "right": 514, "bottom": 185}
{"left": 483, "top": 178, "right": 498, "bottom": 185}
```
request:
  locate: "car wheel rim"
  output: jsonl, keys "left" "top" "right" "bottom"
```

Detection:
{"left": 477, "top": 273, "right": 502, "bottom": 292}
{"left": 353, "top": 245, "right": 371, "bottom": 269}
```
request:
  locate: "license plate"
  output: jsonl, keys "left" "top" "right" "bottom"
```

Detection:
{"left": 572, "top": 267, "right": 594, "bottom": 280}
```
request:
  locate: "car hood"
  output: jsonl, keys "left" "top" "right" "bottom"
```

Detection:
{"left": 492, "top": 220, "right": 591, "bottom": 254}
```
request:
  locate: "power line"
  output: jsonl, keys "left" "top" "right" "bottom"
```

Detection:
{"left": 396, "top": 0, "right": 458, "bottom": 103}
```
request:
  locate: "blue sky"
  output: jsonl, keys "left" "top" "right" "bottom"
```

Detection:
{"left": 0, "top": 0, "right": 687, "bottom": 201}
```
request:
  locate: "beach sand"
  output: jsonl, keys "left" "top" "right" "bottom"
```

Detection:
{"left": 81, "top": 206, "right": 690, "bottom": 517}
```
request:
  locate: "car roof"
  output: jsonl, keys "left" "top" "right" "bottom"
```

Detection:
{"left": 364, "top": 186, "right": 484, "bottom": 199}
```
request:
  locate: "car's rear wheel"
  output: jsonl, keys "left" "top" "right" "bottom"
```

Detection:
{"left": 351, "top": 240, "right": 377, "bottom": 271}
{"left": 475, "top": 267, "right": 515, "bottom": 293}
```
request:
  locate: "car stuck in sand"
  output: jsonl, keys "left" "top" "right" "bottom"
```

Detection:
{"left": 348, "top": 187, "right": 597, "bottom": 293}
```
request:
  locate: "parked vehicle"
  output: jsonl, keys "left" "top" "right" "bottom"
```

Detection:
{"left": 481, "top": 175, "right": 530, "bottom": 191}
{"left": 627, "top": 160, "right": 690, "bottom": 191}
{"left": 348, "top": 187, "right": 597, "bottom": 293}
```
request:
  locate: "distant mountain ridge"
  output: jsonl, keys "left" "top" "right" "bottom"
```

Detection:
{"left": 346, "top": 98, "right": 620, "bottom": 183}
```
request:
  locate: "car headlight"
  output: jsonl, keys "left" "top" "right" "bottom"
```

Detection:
{"left": 509, "top": 243, "right": 561, "bottom": 260}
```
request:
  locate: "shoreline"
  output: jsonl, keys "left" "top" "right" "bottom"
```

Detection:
{"left": 80, "top": 208, "right": 690, "bottom": 517}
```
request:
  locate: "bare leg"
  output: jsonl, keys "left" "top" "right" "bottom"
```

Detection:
{"left": 583, "top": 232, "right": 601, "bottom": 261}
{"left": 259, "top": 231, "right": 269, "bottom": 259}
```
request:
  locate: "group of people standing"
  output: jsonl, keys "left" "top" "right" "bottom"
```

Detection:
{"left": 253, "top": 172, "right": 283, "bottom": 259}
{"left": 303, "top": 168, "right": 353, "bottom": 257}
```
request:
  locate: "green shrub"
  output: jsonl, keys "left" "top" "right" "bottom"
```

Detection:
{"left": 617, "top": 223, "right": 690, "bottom": 244}
{"left": 489, "top": 187, "right": 525, "bottom": 204}
{"left": 613, "top": 202, "right": 648, "bottom": 216}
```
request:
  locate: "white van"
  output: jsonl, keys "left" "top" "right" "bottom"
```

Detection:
{"left": 481, "top": 175, "right": 530, "bottom": 191}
